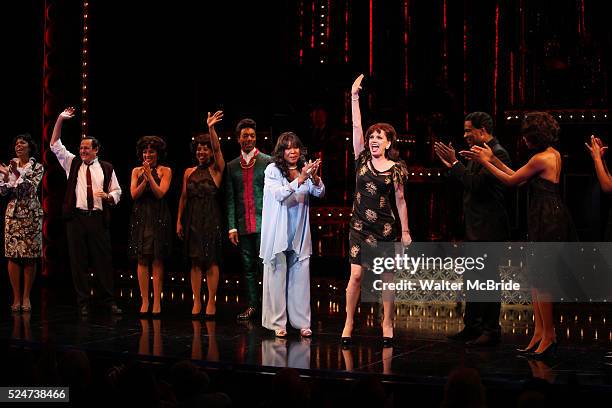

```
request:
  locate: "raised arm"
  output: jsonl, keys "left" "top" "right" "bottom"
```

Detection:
{"left": 51, "top": 107, "right": 75, "bottom": 147}
{"left": 207, "top": 111, "right": 225, "bottom": 174}
{"left": 50, "top": 107, "right": 77, "bottom": 175}
{"left": 351, "top": 74, "right": 365, "bottom": 159}
{"left": 586, "top": 135, "right": 612, "bottom": 193}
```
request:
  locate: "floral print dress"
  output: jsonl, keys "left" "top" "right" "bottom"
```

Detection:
{"left": 0, "top": 159, "right": 43, "bottom": 258}
{"left": 349, "top": 151, "right": 407, "bottom": 266}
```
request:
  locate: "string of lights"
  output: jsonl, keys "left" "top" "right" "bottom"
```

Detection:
{"left": 81, "top": 1, "right": 89, "bottom": 138}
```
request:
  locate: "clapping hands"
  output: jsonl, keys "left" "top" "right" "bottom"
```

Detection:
{"left": 585, "top": 135, "right": 607, "bottom": 160}
{"left": 299, "top": 158, "right": 322, "bottom": 185}
{"left": 459, "top": 143, "right": 494, "bottom": 163}
{"left": 434, "top": 142, "right": 457, "bottom": 168}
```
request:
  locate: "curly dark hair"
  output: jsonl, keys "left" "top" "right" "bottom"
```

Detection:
{"left": 190, "top": 133, "right": 212, "bottom": 154}
{"left": 235, "top": 118, "right": 256, "bottom": 138}
{"left": 521, "top": 112, "right": 560, "bottom": 150}
{"left": 136, "top": 135, "right": 167, "bottom": 162}
{"left": 190, "top": 133, "right": 213, "bottom": 166}
{"left": 272, "top": 131, "right": 305, "bottom": 179}
{"left": 364, "top": 122, "right": 399, "bottom": 160}
{"left": 13, "top": 133, "right": 37, "bottom": 158}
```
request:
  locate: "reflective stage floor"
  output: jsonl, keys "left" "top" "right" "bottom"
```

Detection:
{"left": 3, "top": 278, "right": 612, "bottom": 403}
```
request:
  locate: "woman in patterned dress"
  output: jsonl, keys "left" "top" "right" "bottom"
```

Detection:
{"left": 341, "top": 75, "right": 411, "bottom": 346}
{"left": 0, "top": 133, "right": 43, "bottom": 312}
{"left": 177, "top": 111, "right": 225, "bottom": 317}
{"left": 129, "top": 136, "right": 172, "bottom": 315}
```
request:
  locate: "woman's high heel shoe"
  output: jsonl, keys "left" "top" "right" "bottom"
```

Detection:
{"left": 516, "top": 339, "right": 541, "bottom": 354}
{"left": 341, "top": 337, "right": 353, "bottom": 348}
{"left": 382, "top": 337, "right": 393, "bottom": 348}
{"left": 529, "top": 341, "right": 558, "bottom": 360}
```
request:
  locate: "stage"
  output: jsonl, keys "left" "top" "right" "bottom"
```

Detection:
{"left": 4, "top": 273, "right": 612, "bottom": 406}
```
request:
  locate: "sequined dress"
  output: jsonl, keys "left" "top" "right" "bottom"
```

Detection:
{"left": 182, "top": 165, "right": 223, "bottom": 269}
{"left": 128, "top": 168, "right": 172, "bottom": 261}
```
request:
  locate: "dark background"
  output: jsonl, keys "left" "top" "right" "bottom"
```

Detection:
{"left": 1, "top": 0, "right": 610, "bottom": 279}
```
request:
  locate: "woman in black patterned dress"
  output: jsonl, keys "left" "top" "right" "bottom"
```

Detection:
{"left": 129, "top": 136, "right": 172, "bottom": 315}
{"left": 341, "top": 75, "right": 411, "bottom": 346}
{"left": 0, "top": 133, "right": 43, "bottom": 313}
{"left": 463, "top": 112, "right": 575, "bottom": 357}
{"left": 177, "top": 111, "right": 225, "bottom": 318}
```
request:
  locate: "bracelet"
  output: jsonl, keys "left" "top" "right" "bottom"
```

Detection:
{"left": 351, "top": 96, "right": 359, "bottom": 101}
{"left": 402, "top": 230, "right": 410, "bottom": 233}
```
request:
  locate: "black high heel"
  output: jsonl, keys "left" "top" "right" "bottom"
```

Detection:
{"left": 516, "top": 339, "right": 541, "bottom": 354}
{"left": 529, "top": 341, "right": 558, "bottom": 359}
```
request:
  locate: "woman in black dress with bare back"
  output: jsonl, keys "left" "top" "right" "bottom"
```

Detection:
{"left": 462, "top": 112, "right": 575, "bottom": 358}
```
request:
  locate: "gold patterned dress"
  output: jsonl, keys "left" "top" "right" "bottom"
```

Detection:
{"left": 349, "top": 151, "right": 407, "bottom": 266}
{"left": 0, "top": 159, "right": 43, "bottom": 258}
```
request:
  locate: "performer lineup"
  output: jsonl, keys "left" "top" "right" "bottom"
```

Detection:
{"left": 3, "top": 74, "right": 607, "bottom": 357}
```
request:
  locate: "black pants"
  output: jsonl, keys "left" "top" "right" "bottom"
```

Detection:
{"left": 66, "top": 212, "right": 115, "bottom": 306}
{"left": 463, "top": 244, "right": 502, "bottom": 336}
{"left": 238, "top": 233, "right": 262, "bottom": 308}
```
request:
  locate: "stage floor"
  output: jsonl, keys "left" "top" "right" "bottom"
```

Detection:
{"left": 3, "top": 282, "right": 612, "bottom": 394}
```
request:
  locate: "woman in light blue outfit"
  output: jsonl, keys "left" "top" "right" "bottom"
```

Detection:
{"left": 260, "top": 132, "right": 324, "bottom": 337}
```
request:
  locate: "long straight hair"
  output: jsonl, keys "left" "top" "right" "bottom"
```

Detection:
{"left": 272, "top": 131, "right": 305, "bottom": 179}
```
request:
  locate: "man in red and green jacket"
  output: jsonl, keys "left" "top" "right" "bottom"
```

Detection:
{"left": 225, "top": 118, "right": 272, "bottom": 320}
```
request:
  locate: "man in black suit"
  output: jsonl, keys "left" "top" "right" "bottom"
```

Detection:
{"left": 435, "top": 111, "right": 511, "bottom": 346}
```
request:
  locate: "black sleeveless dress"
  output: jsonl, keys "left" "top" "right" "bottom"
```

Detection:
{"left": 128, "top": 168, "right": 172, "bottom": 261}
{"left": 527, "top": 177, "right": 577, "bottom": 292}
{"left": 527, "top": 177, "right": 576, "bottom": 242}
{"left": 182, "top": 165, "right": 223, "bottom": 269}
{"left": 349, "top": 151, "right": 407, "bottom": 266}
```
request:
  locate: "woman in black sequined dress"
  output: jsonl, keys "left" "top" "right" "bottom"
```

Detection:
{"left": 177, "top": 111, "right": 225, "bottom": 318}
{"left": 129, "top": 136, "right": 172, "bottom": 315}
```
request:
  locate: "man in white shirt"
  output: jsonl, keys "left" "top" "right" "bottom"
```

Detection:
{"left": 50, "top": 107, "right": 123, "bottom": 316}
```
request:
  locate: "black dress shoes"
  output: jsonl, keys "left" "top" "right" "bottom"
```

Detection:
{"left": 237, "top": 307, "right": 257, "bottom": 320}
{"left": 447, "top": 328, "right": 480, "bottom": 343}
{"left": 466, "top": 333, "right": 500, "bottom": 347}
